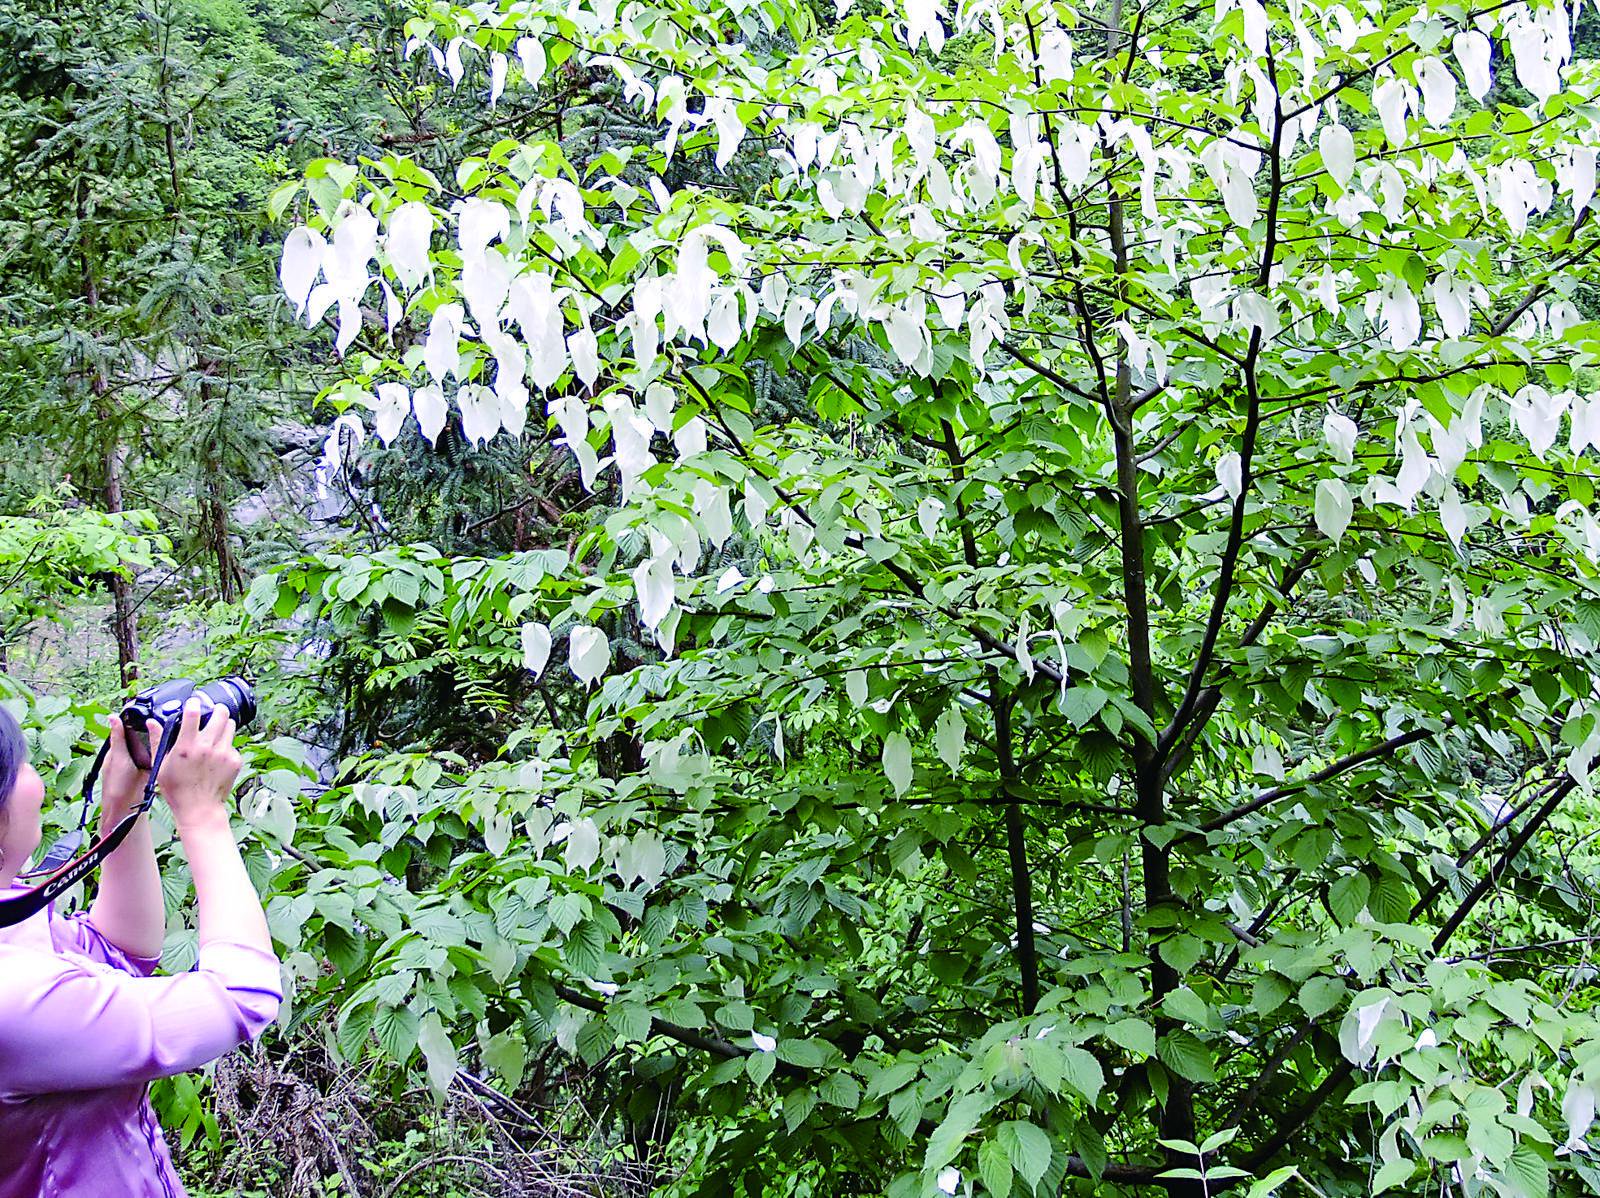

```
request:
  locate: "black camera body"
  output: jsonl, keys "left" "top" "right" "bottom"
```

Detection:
{"left": 121, "top": 676, "right": 257, "bottom": 769}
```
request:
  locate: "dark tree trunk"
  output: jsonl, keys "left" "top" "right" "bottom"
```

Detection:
{"left": 102, "top": 435, "right": 140, "bottom": 686}
{"left": 80, "top": 182, "right": 139, "bottom": 686}
{"left": 198, "top": 373, "right": 242, "bottom": 602}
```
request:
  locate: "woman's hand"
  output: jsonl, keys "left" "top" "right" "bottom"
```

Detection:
{"left": 99, "top": 714, "right": 161, "bottom": 826}
{"left": 157, "top": 701, "right": 243, "bottom": 832}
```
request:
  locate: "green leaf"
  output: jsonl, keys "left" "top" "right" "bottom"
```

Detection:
{"left": 818, "top": 1070, "right": 861, "bottom": 1109}
{"left": 417, "top": 1014, "right": 458, "bottom": 1094}
{"left": 267, "top": 179, "right": 302, "bottom": 221}
{"left": 1299, "top": 976, "right": 1347, "bottom": 1019}
{"left": 1025, "top": 1039, "right": 1064, "bottom": 1094}
{"left": 934, "top": 704, "right": 967, "bottom": 771}
{"left": 776, "top": 1038, "right": 830, "bottom": 1068}
{"left": 373, "top": 1003, "right": 419, "bottom": 1064}
{"left": 979, "top": 1135, "right": 1014, "bottom": 1197}
{"left": 883, "top": 732, "right": 913, "bottom": 797}
{"left": 1105, "top": 1018, "right": 1156, "bottom": 1058}
{"left": 1060, "top": 1046, "right": 1104, "bottom": 1105}
{"left": 562, "top": 920, "right": 607, "bottom": 976}
{"left": 1073, "top": 1123, "right": 1109, "bottom": 1182}
{"left": 1372, "top": 1158, "right": 1416, "bottom": 1194}
{"left": 889, "top": 1085, "right": 925, "bottom": 1137}
{"left": 576, "top": 1016, "right": 615, "bottom": 1065}
{"left": 998, "top": 1120, "right": 1053, "bottom": 1189}
{"left": 1328, "top": 873, "right": 1371, "bottom": 923}
{"left": 549, "top": 892, "right": 587, "bottom": 934}
{"left": 335, "top": 1002, "right": 375, "bottom": 1062}
{"left": 609, "top": 1001, "right": 652, "bottom": 1043}
{"left": 746, "top": 1049, "right": 776, "bottom": 1086}
{"left": 784, "top": 1086, "right": 817, "bottom": 1133}
{"left": 1290, "top": 827, "right": 1335, "bottom": 872}
{"left": 1245, "top": 1166, "right": 1301, "bottom": 1197}
{"left": 1079, "top": 628, "right": 1110, "bottom": 667}
{"left": 1158, "top": 934, "right": 1206, "bottom": 975}
{"left": 1163, "top": 986, "right": 1211, "bottom": 1027}
{"left": 1501, "top": 1143, "right": 1549, "bottom": 1198}
{"left": 1252, "top": 974, "right": 1291, "bottom": 1015}
{"left": 1061, "top": 685, "right": 1108, "bottom": 727}
{"left": 1156, "top": 1032, "right": 1215, "bottom": 1084}
{"left": 867, "top": 1060, "right": 921, "bottom": 1098}
{"left": 925, "top": 1092, "right": 990, "bottom": 1170}
{"left": 715, "top": 1000, "right": 754, "bottom": 1031}
{"left": 481, "top": 1031, "right": 526, "bottom": 1089}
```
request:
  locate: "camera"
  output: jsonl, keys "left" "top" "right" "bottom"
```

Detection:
{"left": 121, "top": 676, "right": 257, "bottom": 770}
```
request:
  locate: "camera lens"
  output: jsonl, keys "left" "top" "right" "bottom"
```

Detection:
{"left": 225, "top": 677, "right": 257, "bottom": 727}
{"left": 203, "top": 677, "right": 257, "bottom": 728}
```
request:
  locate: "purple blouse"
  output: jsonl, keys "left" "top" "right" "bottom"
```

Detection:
{"left": 0, "top": 883, "right": 282, "bottom": 1197}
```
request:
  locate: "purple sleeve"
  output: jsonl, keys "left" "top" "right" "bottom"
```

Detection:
{"left": 0, "top": 941, "right": 282, "bottom": 1096}
{"left": 53, "top": 910, "right": 162, "bottom": 978}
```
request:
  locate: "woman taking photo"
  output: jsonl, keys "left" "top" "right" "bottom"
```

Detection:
{"left": 0, "top": 699, "right": 281, "bottom": 1197}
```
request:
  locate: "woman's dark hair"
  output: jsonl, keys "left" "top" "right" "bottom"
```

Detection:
{"left": 0, "top": 705, "right": 25, "bottom": 812}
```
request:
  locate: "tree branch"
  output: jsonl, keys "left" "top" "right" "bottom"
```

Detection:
{"left": 1158, "top": 550, "right": 1319, "bottom": 788}
{"left": 554, "top": 982, "right": 754, "bottom": 1063}
{"left": 1159, "top": 72, "right": 1287, "bottom": 761}
{"left": 1196, "top": 717, "right": 1454, "bottom": 836}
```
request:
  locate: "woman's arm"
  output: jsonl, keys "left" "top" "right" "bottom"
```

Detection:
{"left": 85, "top": 716, "right": 167, "bottom": 961}
{"left": 0, "top": 939, "right": 281, "bottom": 1094}
{"left": 160, "top": 700, "right": 272, "bottom": 957}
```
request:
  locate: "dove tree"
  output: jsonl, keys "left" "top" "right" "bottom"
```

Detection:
{"left": 270, "top": 0, "right": 1600, "bottom": 1191}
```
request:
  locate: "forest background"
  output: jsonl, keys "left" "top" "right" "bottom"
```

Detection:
{"left": 8, "top": 0, "right": 1600, "bottom": 1195}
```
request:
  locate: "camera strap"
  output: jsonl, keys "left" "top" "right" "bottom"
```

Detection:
{"left": 0, "top": 721, "right": 180, "bottom": 930}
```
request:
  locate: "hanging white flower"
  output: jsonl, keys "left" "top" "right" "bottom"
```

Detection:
{"left": 1372, "top": 76, "right": 1409, "bottom": 146}
{"left": 1216, "top": 451, "right": 1243, "bottom": 500}
{"left": 568, "top": 626, "right": 611, "bottom": 686}
{"left": 1199, "top": 137, "right": 1259, "bottom": 229}
{"left": 1323, "top": 408, "right": 1357, "bottom": 464}
{"left": 373, "top": 383, "right": 410, "bottom": 446}
{"left": 1510, "top": 385, "right": 1569, "bottom": 459}
{"left": 456, "top": 384, "right": 501, "bottom": 446}
{"left": 902, "top": 0, "right": 948, "bottom": 55}
{"left": 633, "top": 551, "right": 676, "bottom": 631}
{"left": 1557, "top": 147, "right": 1598, "bottom": 220}
{"left": 521, "top": 623, "right": 552, "bottom": 677}
{"left": 1570, "top": 395, "right": 1600, "bottom": 456}
{"left": 1319, "top": 123, "right": 1355, "bottom": 189}
{"left": 423, "top": 303, "right": 468, "bottom": 383}
{"left": 412, "top": 385, "right": 448, "bottom": 446}
{"left": 1430, "top": 275, "right": 1472, "bottom": 339}
{"left": 1453, "top": 30, "right": 1491, "bottom": 101}
{"left": 1412, "top": 57, "right": 1456, "bottom": 127}
{"left": 456, "top": 197, "right": 509, "bottom": 258}
{"left": 280, "top": 228, "right": 325, "bottom": 316}
{"left": 568, "top": 326, "right": 600, "bottom": 390}
{"left": 1375, "top": 277, "right": 1421, "bottom": 350}
{"left": 516, "top": 37, "right": 546, "bottom": 85}
{"left": 384, "top": 202, "right": 434, "bottom": 293}
{"left": 487, "top": 51, "right": 508, "bottom": 105}
{"left": 1315, "top": 478, "right": 1353, "bottom": 543}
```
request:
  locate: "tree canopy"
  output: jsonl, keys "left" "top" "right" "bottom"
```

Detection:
{"left": 258, "top": 0, "right": 1600, "bottom": 1192}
